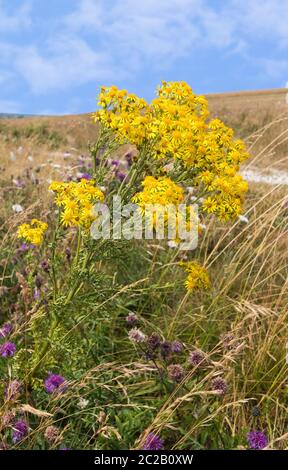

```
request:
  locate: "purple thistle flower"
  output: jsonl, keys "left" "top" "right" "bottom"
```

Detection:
{"left": 5, "top": 380, "right": 22, "bottom": 400}
{"left": 167, "top": 364, "right": 185, "bottom": 383}
{"left": 20, "top": 243, "right": 29, "bottom": 252}
{"left": 0, "top": 323, "right": 13, "bottom": 338}
{"left": 211, "top": 377, "right": 228, "bottom": 395}
{"left": 126, "top": 312, "right": 138, "bottom": 326}
{"left": 171, "top": 341, "right": 183, "bottom": 353}
{"left": 124, "top": 152, "right": 134, "bottom": 167}
{"left": 0, "top": 342, "right": 16, "bottom": 358}
{"left": 128, "top": 328, "right": 146, "bottom": 343}
{"left": 147, "top": 333, "right": 161, "bottom": 351}
{"left": 160, "top": 340, "right": 172, "bottom": 358}
{"left": 142, "top": 433, "right": 164, "bottom": 450}
{"left": 44, "top": 373, "right": 67, "bottom": 394}
{"left": 12, "top": 420, "right": 28, "bottom": 443}
{"left": 79, "top": 172, "right": 92, "bottom": 181}
{"left": 116, "top": 171, "right": 126, "bottom": 182}
{"left": 188, "top": 349, "right": 206, "bottom": 367}
{"left": 111, "top": 159, "right": 120, "bottom": 166}
{"left": 33, "top": 287, "right": 41, "bottom": 300}
{"left": 247, "top": 431, "right": 268, "bottom": 450}
{"left": 40, "top": 260, "right": 50, "bottom": 272}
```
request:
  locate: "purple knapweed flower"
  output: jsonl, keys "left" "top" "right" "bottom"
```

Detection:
{"left": 147, "top": 333, "right": 161, "bottom": 351}
{"left": 0, "top": 342, "right": 16, "bottom": 358}
{"left": 128, "top": 328, "right": 146, "bottom": 343}
{"left": 124, "top": 152, "right": 133, "bottom": 167}
{"left": 5, "top": 380, "right": 22, "bottom": 400}
{"left": 33, "top": 287, "right": 41, "bottom": 300}
{"left": 142, "top": 433, "right": 164, "bottom": 450}
{"left": 0, "top": 323, "right": 13, "bottom": 338}
{"left": 40, "top": 260, "right": 50, "bottom": 272}
{"left": 247, "top": 431, "right": 268, "bottom": 450}
{"left": 79, "top": 172, "right": 92, "bottom": 181}
{"left": 111, "top": 159, "right": 120, "bottom": 166}
{"left": 117, "top": 171, "right": 126, "bottom": 182}
{"left": 44, "top": 425, "right": 61, "bottom": 444}
{"left": 167, "top": 364, "right": 185, "bottom": 383}
{"left": 12, "top": 420, "right": 28, "bottom": 443}
{"left": 160, "top": 340, "right": 172, "bottom": 358}
{"left": 44, "top": 373, "right": 67, "bottom": 394}
{"left": 171, "top": 341, "right": 183, "bottom": 353}
{"left": 20, "top": 243, "right": 29, "bottom": 252}
{"left": 126, "top": 312, "right": 138, "bottom": 326}
{"left": 188, "top": 349, "right": 206, "bottom": 367}
{"left": 211, "top": 377, "right": 228, "bottom": 395}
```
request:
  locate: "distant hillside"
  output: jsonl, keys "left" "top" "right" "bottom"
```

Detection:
{"left": 0, "top": 88, "right": 287, "bottom": 179}
{"left": 0, "top": 113, "right": 27, "bottom": 119}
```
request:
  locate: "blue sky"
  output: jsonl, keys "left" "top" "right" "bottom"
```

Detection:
{"left": 0, "top": 0, "right": 288, "bottom": 115}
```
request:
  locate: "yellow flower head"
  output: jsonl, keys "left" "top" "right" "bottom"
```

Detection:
{"left": 180, "top": 261, "right": 210, "bottom": 291}
{"left": 17, "top": 219, "right": 48, "bottom": 245}
{"left": 49, "top": 179, "right": 105, "bottom": 229}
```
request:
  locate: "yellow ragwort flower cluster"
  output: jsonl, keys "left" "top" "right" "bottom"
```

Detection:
{"left": 49, "top": 179, "right": 105, "bottom": 229}
{"left": 17, "top": 219, "right": 48, "bottom": 245}
{"left": 132, "top": 176, "right": 197, "bottom": 238}
{"left": 132, "top": 176, "right": 184, "bottom": 208}
{"left": 180, "top": 261, "right": 210, "bottom": 291}
{"left": 95, "top": 81, "right": 249, "bottom": 221}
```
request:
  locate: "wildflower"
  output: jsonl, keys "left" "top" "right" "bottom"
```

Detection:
{"left": 124, "top": 151, "right": 134, "bottom": 167}
{"left": 44, "top": 373, "right": 67, "bottom": 394}
{"left": 116, "top": 171, "right": 126, "bottom": 182}
{"left": 33, "top": 287, "right": 40, "bottom": 300}
{"left": 0, "top": 342, "right": 16, "bottom": 358}
{"left": 40, "top": 260, "right": 50, "bottom": 272}
{"left": 188, "top": 349, "right": 206, "bottom": 367}
{"left": 128, "top": 328, "right": 146, "bottom": 343}
{"left": 77, "top": 397, "right": 89, "bottom": 409}
{"left": 20, "top": 243, "right": 29, "bottom": 252}
{"left": 44, "top": 425, "right": 61, "bottom": 444}
{"left": 171, "top": 341, "right": 183, "bottom": 353}
{"left": 49, "top": 179, "right": 104, "bottom": 229}
{"left": 167, "top": 364, "right": 185, "bottom": 383}
{"left": 96, "top": 82, "right": 249, "bottom": 221}
{"left": 147, "top": 333, "right": 161, "bottom": 351}
{"left": 78, "top": 172, "right": 92, "bottom": 181}
{"left": 126, "top": 312, "right": 138, "bottom": 326}
{"left": 247, "top": 431, "right": 268, "bottom": 450}
{"left": 0, "top": 322, "right": 13, "bottom": 338}
{"left": 180, "top": 261, "right": 210, "bottom": 291}
{"left": 17, "top": 219, "right": 48, "bottom": 246}
{"left": 5, "top": 380, "right": 22, "bottom": 400}
{"left": 211, "top": 377, "right": 228, "bottom": 395}
{"left": 12, "top": 204, "right": 23, "bottom": 213}
{"left": 160, "top": 341, "right": 172, "bottom": 358}
{"left": 12, "top": 420, "right": 28, "bottom": 443}
{"left": 142, "top": 432, "right": 164, "bottom": 450}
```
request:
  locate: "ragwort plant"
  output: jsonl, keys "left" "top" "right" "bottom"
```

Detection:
{"left": 0, "top": 81, "right": 257, "bottom": 450}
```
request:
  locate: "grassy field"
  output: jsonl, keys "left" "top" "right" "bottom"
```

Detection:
{"left": 0, "top": 85, "right": 287, "bottom": 450}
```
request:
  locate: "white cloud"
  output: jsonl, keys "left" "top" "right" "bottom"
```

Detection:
{"left": 1, "top": 0, "right": 288, "bottom": 100}
{"left": 0, "top": 0, "right": 31, "bottom": 32}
